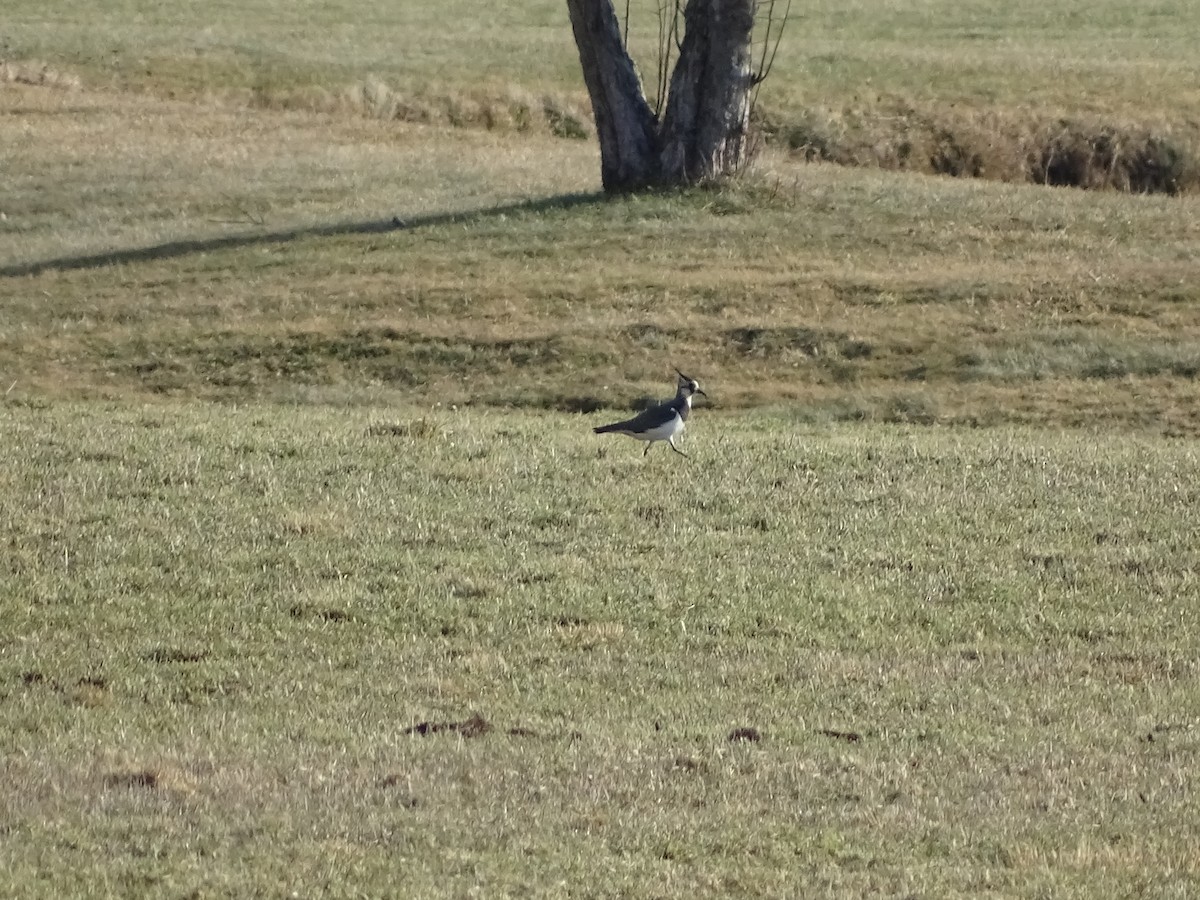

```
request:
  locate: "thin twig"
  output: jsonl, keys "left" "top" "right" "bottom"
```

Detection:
{"left": 655, "top": 0, "right": 682, "bottom": 118}
{"left": 216, "top": 193, "right": 266, "bottom": 227}
{"left": 655, "top": 1, "right": 668, "bottom": 116}
{"left": 750, "top": 0, "right": 791, "bottom": 119}
{"left": 759, "top": 0, "right": 790, "bottom": 83}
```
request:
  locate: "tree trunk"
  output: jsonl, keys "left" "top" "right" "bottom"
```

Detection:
{"left": 566, "top": 0, "right": 758, "bottom": 193}
{"left": 659, "top": 0, "right": 756, "bottom": 183}
{"left": 565, "top": 0, "right": 660, "bottom": 192}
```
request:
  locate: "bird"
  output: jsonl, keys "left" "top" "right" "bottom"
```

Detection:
{"left": 593, "top": 370, "right": 707, "bottom": 457}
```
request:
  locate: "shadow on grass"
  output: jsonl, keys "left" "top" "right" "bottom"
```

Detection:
{"left": 0, "top": 192, "right": 606, "bottom": 278}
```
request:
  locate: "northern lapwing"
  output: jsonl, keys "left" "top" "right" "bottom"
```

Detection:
{"left": 593, "top": 370, "right": 706, "bottom": 457}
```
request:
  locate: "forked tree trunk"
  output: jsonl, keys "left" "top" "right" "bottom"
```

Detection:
{"left": 566, "top": 0, "right": 758, "bottom": 193}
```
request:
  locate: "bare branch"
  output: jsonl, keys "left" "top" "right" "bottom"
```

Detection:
{"left": 750, "top": 0, "right": 791, "bottom": 117}
{"left": 753, "top": 0, "right": 790, "bottom": 85}
{"left": 654, "top": 0, "right": 682, "bottom": 117}
{"left": 754, "top": 1, "right": 774, "bottom": 86}
{"left": 655, "top": 1, "right": 668, "bottom": 116}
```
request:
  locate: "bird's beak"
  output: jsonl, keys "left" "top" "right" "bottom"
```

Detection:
{"left": 696, "top": 389, "right": 707, "bottom": 398}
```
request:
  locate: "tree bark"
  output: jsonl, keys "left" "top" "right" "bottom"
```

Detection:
{"left": 659, "top": 0, "right": 756, "bottom": 183}
{"left": 567, "top": 0, "right": 759, "bottom": 192}
{"left": 565, "top": 0, "right": 660, "bottom": 192}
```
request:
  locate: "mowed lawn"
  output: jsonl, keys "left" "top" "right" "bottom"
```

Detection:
{"left": 2, "top": 402, "right": 1198, "bottom": 897}
{"left": 3, "top": 0, "right": 1200, "bottom": 896}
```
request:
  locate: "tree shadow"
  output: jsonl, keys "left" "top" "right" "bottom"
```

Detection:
{"left": 0, "top": 191, "right": 606, "bottom": 278}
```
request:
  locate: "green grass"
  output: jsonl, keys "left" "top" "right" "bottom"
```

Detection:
{"left": 4, "top": 1, "right": 1200, "bottom": 895}
{"left": 3, "top": 401, "right": 1199, "bottom": 897}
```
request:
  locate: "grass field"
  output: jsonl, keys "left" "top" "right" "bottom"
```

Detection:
{"left": 4, "top": 403, "right": 1199, "bottom": 897}
{"left": 3, "top": 1, "right": 1200, "bottom": 896}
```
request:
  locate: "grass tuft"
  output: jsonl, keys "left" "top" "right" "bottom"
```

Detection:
{"left": 366, "top": 417, "right": 443, "bottom": 440}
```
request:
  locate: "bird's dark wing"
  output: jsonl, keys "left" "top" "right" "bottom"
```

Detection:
{"left": 594, "top": 399, "right": 678, "bottom": 434}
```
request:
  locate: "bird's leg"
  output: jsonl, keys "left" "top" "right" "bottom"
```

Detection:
{"left": 668, "top": 438, "right": 688, "bottom": 458}
{"left": 643, "top": 443, "right": 652, "bottom": 456}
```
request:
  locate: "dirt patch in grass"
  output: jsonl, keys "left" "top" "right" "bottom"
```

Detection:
{"left": 145, "top": 647, "right": 209, "bottom": 664}
{"left": 405, "top": 715, "right": 493, "bottom": 739}
{"left": 0, "top": 60, "right": 82, "bottom": 90}
{"left": 365, "top": 418, "right": 443, "bottom": 440}
{"left": 289, "top": 604, "right": 355, "bottom": 624}
{"left": 103, "top": 765, "right": 197, "bottom": 795}
{"left": 403, "top": 714, "right": 543, "bottom": 739}
{"left": 18, "top": 671, "right": 114, "bottom": 707}
{"left": 728, "top": 727, "right": 763, "bottom": 743}
{"left": 818, "top": 729, "right": 863, "bottom": 744}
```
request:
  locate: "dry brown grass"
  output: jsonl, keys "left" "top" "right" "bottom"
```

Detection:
{"left": 761, "top": 101, "right": 1200, "bottom": 194}
{"left": 3, "top": 74, "right": 1199, "bottom": 433}
{"left": 0, "top": 59, "right": 82, "bottom": 89}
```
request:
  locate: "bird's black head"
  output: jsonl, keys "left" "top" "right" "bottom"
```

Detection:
{"left": 675, "top": 368, "right": 706, "bottom": 398}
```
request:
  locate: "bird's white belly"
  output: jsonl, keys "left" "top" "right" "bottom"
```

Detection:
{"left": 636, "top": 411, "right": 684, "bottom": 442}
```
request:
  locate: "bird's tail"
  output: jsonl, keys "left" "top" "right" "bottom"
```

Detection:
{"left": 593, "top": 424, "right": 618, "bottom": 434}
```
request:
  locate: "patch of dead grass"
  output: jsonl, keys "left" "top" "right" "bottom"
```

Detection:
{"left": 252, "top": 77, "right": 595, "bottom": 139}
{"left": 0, "top": 59, "right": 81, "bottom": 90}
{"left": 103, "top": 766, "right": 198, "bottom": 796}
{"left": 553, "top": 619, "right": 627, "bottom": 649}
{"left": 3, "top": 66, "right": 1200, "bottom": 433}
{"left": 761, "top": 101, "right": 1200, "bottom": 194}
